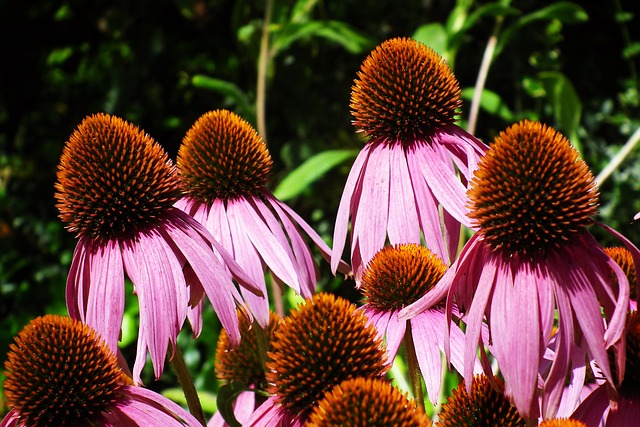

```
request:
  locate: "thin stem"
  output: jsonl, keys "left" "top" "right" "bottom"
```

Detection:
{"left": 169, "top": 343, "right": 206, "bottom": 426}
{"left": 467, "top": 16, "right": 503, "bottom": 135}
{"left": 270, "top": 272, "right": 285, "bottom": 317}
{"left": 595, "top": 125, "right": 640, "bottom": 186}
{"left": 256, "top": 0, "right": 274, "bottom": 140}
{"left": 404, "top": 322, "right": 425, "bottom": 411}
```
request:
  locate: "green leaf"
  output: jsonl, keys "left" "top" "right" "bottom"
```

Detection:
{"left": 538, "top": 71, "right": 583, "bottom": 152}
{"left": 191, "top": 75, "right": 255, "bottom": 123}
{"left": 461, "top": 87, "right": 514, "bottom": 122}
{"left": 217, "top": 381, "right": 249, "bottom": 427}
{"left": 273, "top": 149, "right": 358, "bottom": 201}
{"left": 271, "top": 21, "right": 372, "bottom": 55}
{"left": 412, "top": 23, "right": 449, "bottom": 61}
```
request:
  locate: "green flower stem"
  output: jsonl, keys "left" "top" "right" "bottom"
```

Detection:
{"left": 595, "top": 125, "right": 640, "bottom": 186}
{"left": 404, "top": 321, "right": 425, "bottom": 411}
{"left": 256, "top": 0, "right": 274, "bottom": 141}
{"left": 169, "top": 343, "right": 206, "bottom": 426}
{"left": 467, "top": 16, "right": 504, "bottom": 135}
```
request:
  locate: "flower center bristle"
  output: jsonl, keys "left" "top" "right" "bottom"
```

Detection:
{"left": 436, "top": 375, "right": 526, "bottom": 426}
{"left": 361, "top": 244, "right": 446, "bottom": 311}
{"left": 306, "top": 377, "right": 431, "bottom": 427}
{"left": 351, "top": 37, "right": 461, "bottom": 142}
{"left": 3, "top": 315, "right": 125, "bottom": 427}
{"left": 177, "top": 110, "right": 273, "bottom": 202}
{"left": 266, "top": 293, "right": 388, "bottom": 420}
{"left": 55, "top": 113, "right": 181, "bottom": 240}
{"left": 467, "top": 120, "right": 598, "bottom": 258}
{"left": 539, "top": 420, "right": 587, "bottom": 427}
{"left": 605, "top": 246, "right": 637, "bottom": 301}
{"left": 619, "top": 311, "right": 640, "bottom": 399}
{"left": 215, "top": 311, "right": 280, "bottom": 391}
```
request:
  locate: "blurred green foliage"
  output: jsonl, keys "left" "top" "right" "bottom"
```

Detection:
{"left": 1, "top": 0, "right": 640, "bottom": 419}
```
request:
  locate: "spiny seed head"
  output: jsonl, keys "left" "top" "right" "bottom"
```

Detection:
{"left": 605, "top": 246, "right": 637, "bottom": 301}
{"left": 619, "top": 311, "right": 640, "bottom": 399}
{"left": 215, "top": 311, "right": 280, "bottom": 391}
{"left": 538, "top": 420, "right": 587, "bottom": 427}
{"left": 360, "top": 244, "right": 446, "bottom": 311}
{"left": 436, "top": 375, "right": 526, "bottom": 427}
{"left": 306, "top": 377, "right": 431, "bottom": 427}
{"left": 266, "top": 293, "right": 388, "bottom": 421}
{"left": 3, "top": 315, "right": 126, "bottom": 427}
{"left": 55, "top": 113, "right": 181, "bottom": 240}
{"left": 467, "top": 120, "right": 598, "bottom": 258}
{"left": 177, "top": 110, "right": 273, "bottom": 202}
{"left": 351, "top": 37, "right": 461, "bottom": 142}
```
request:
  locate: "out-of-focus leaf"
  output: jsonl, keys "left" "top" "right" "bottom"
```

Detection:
{"left": 273, "top": 149, "right": 358, "bottom": 201}
{"left": 538, "top": 71, "right": 582, "bottom": 152}
{"left": 162, "top": 388, "right": 218, "bottom": 415}
{"left": 271, "top": 21, "right": 373, "bottom": 55}
{"left": 461, "top": 87, "right": 514, "bottom": 122}
{"left": 453, "top": 3, "right": 520, "bottom": 42}
{"left": 217, "top": 381, "right": 249, "bottom": 427}
{"left": 191, "top": 75, "right": 255, "bottom": 123}
{"left": 412, "top": 23, "right": 449, "bottom": 61}
{"left": 496, "top": 2, "right": 588, "bottom": 56}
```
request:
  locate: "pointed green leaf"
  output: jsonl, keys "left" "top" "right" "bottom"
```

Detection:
{"left": 217, "top": 381, "right": 249, "bottom": 427}
{"left": 273, "top": 149, "right": 358, "bottom": 201}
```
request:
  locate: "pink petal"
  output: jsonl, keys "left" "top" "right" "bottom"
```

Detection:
{"left": 331, "top": 145, "right": 371, "bottom": 274}
{"left": 384, "top": 312, "right": 406, "bottom": 363}
{"left": 387, "top": 144, "right": 421, "bottom": 245}
{"left": 490, "top": 259, "right": 540, "bottom": 418}
{"left": 411, "top": 312, "right": 444, "bottom": 405}
{"left": 571, "top": 386, "right": 609, "bottom": 426}
{"left": 84, "top": 238, "right": 125, "bottom": 355}
{"left": 65, "top": 238, "right": 91, "bottom": 322}
{"left": 351, "top": 141, "right": 390, "bottom": 270}
{"left": 405, "top": 148, "right": 450, "bottom": 263}
{"left": 244, "top": 397, "right": 285, "bottom": 427}
{"left": 118, "top": 386, "right": 202, "bottom": 426}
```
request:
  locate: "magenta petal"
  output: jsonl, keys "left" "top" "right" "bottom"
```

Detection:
{"left": 491, "top": 260, "right": 540, "bottom": 418}
{"left": 571, "top": 386, "right": 609, "bottom": 426}
{"left": 384, "top": 312, "right": 406, "bottom": 363}
{"left": 462, "top": 250, "right": 497, "bottom": 392}
{"left": 352, "top": 141, "right": 390, "bottom": 269}
{"left": 245, "top": 397, "right": 285, "bottom": 427}
{"left": 85, "top": 238, "right": 125, "bottom": 355}
{"left": 414, "top": 140, "right": 471, "bottom": 228}
{"left": 125, "top": 386, "right": 202, "bottom": 426}
{"left": 332, "top": 145, "right": 371, "bottom": 274}
{"left": 387, "top": 145, "right": 421, "bottom": 245}
{"left": 0, "top": 409, "right": 20, "bottom": 427}
{"left": 405, "top": 148, "right": 450, "bottom": 263}
{"left": 65, "top": 238, "right": 91, "bottom": 320}
{"left": 411, "top": 312, "right": 444, "bottom": 405}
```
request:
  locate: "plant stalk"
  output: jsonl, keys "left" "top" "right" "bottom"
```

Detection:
{"left": 169, "top": 343, "right": 206, "bottom": 426}
{"left": 256, "top": 0, "right": 274, "bottom": 140}
{"left": 404, "top": 322, "right": 425, "bottom": 411}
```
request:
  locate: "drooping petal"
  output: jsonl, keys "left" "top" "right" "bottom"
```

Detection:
{"left": 411, "top": 312, "right": 444, "bottom": 405}
{"left": 85, "top": 238, "right": 126, "bottom": 355}
{"left": 571, "top": 386, "right": 609, "bottom": 426}
{"left": 244, "top": 397, "right": 285, "bottom": 427}
{"left": 384, "top": 312, "right": 407, "bottom": 363}
{"left": 387, "top": 144, "right": 421, "bottom": 246}
{"left": 65, "top": 237, "right": 91, "bottom": 320}
{"left": 332, "top": 144, "right": 371, "bottom": 274}
{"left": 118, "top": 386, "right": 202, "bottom": 426}
{"left": 490, "top": 259, "right": 540, "bottom": 418}
{"left": 266, "top": 196, "right": 319, "bottom": 297}
{"left": 351, "top": 141, "right": 390, "bottom": 272}
{"left": 405, "top": 146, "right": 450, "bottom": 263}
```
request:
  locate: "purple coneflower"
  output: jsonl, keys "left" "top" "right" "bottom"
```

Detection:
{"left": 402, "top": 120, "right": 640, "bottom": 420}
{"left": 176, "top": 109, "right": 347, "bottom": 325}
{"left": 306, "top": 377, "right": 431, "bottom": 427}
{"left": 359, "top": 243, "right": 481, "bottom": 405}
{"left": 331, "top": 37, "right": 487, "bottom": 282}
{"left": 1, "top": 314, "right": 201, "bottom": 427}
{"left": 245, "top": 293, "right": 389, "bottom": 426}
{"left": 572, "top": 310, "right": 640, "bottom": 426}
{"left": 435, "top": 374, "right": 526, "bottom": 426}
{"left": 55, "top": 113, "right": 260, "bottom": 383}
{"left": 208, "top": 311, "right": 280, "bottom": 427}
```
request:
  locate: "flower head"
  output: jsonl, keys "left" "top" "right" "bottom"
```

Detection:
{"left": 436, "top": 375, "right": 526, "bottom": 427}
{"left": 306, "top": 377, "right": 431, "bottom": 427}
{"left": 1, "top": 314, "right": 199, "bottom": 427}
{"left": 360, "top": 243, "right": 481, "bottom": 404}
{"left": 208, "top": 311, "right": 280, "bottom": 427}
{"left": 177, "top": 110, "right": 345, "bottom": 327}
{"left": 55, "top": 113, "right": 260, "bottom": 383}
{"left": 245, "top": 293, "right": 388, "bottom": 426}
{"left": 332, "top": 37, "right": 487, "bottom": 282}
{"left": 402, "top": 120, "right": 639, "bottom": 420}
{"left": 573, "top": 311, "right": 640, "bottom": 425}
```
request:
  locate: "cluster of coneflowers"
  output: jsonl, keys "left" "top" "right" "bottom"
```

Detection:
{"left": 2, "top": 36, "right": 640, "bottom": 427}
